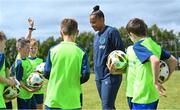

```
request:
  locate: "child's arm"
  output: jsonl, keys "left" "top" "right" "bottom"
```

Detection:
{"left": 81, "top": 52, "right": 90, "bottom": 84}
{"left": 5, "top": 67, "right": 10, "bottom": 78}
{"left": 43, "top": 51, "right": 51, "bottom": 79}
{"left": 19, "top": 81, "right": 40, "bottom": 92}
{"left": 0, "top": 55, "right": 16, "bottom": 86}
{"left": 0, "top": 76, "right": 16, "bottom": 86}
{"left": 150, "top": 55, "right": 160, "bottom": 83}
{"left": 26, "top": 18, "right": 35, "bottom": 40}
{"left": 166, "top": 55, "right": 177, "bottom": 78}
{"left": 150, "top": 55, "right": 166, "bottom": 97}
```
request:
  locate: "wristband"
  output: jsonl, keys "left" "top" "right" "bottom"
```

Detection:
{"left": 29, "top": 27, "right": 36, "bottom": 30}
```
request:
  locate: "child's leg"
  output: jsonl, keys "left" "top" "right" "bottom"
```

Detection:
{"left": 44, "top": 105, "right": 61, "bottom": 110}
{"left": 30, "top": 95, "right": 36, "bottom": 109}
{"left": 17, "top": 97, "right": 29, "bottom": 109}
{"left": 80, "top": 93, "right": 83, "bottom": 107}
{"left": 44, "top": 105, "right": 81, "bottom": 110}
{"left": 17, "top": 97, "right": 36, "bottom": 109}
{"left": 5, "top": 101, "right": 12, "bottom": 109}
{"left": 34, "top": 94, "right": 44, "bottom": 109}
{"left": 127, "top": 97, "right": 133, "bottom": 109}
{"left": 132, "top": 100, "right": 159, "bottom": 110}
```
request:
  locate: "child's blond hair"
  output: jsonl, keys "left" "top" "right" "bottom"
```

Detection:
{"left": 30, "top": 38, "right": 39, "bottom": 47}
{"left": 0, "top": 31, "right": 6, "bottom": 41}
{"left": 16, "top": 37, "right": 30, "bottom": 48}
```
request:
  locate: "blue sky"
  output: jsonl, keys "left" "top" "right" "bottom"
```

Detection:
{"left": 0, "top": 0, "right": 180, "bottom": 41}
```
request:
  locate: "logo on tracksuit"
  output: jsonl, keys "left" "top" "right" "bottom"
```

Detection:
{"left": 99, "top": 37, "right": 106, "bottom": 49}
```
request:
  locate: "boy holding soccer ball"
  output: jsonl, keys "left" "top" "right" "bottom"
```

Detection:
{"left": 124, "top": 18, "right": 177, "bottom": 109}
{"left": 26, "top": 18, "right": 44, "bottom": 109}
{"left": 15, "top": 38, "right": 39, "bottom": 109}
{"left": 29, "top": 38, "right": 44, "bottom": 109}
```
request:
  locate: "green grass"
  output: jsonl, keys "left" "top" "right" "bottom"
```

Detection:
{"left": 12, "top": 71, "right": 180, "bottom": 109}
{"left": 82, "top": 71, "right": 180, "bottom": 109}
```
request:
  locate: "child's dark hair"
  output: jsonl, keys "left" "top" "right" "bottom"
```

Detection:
{"left": 61, "top": 18, "right": 78, "bottom": 36}
{"left": 0, "top": 31, "right": 6, "bottom": 41}
{"left": 126, "top": 18, "right": 148, "bottom": 37}
{"left": 90, "top": 5, "right": 104, "bottom": 18}
{"left": 16, "top": 37, "right": 30, "bottom": 48}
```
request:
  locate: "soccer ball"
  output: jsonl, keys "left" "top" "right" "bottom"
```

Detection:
{"left": 27, "top": 72, "right": 43, "bottom": 88}
{"left": 158, "top": 60, "right": 169, "bottom": 83}
{"left": 107, "top": 50, "right": 127, "bottom": 73}
{"left": 3, "top": 78, "right": 20, "bottom": 100}
{"left": 35, "top": 62, "right": 45, "bottom": 73}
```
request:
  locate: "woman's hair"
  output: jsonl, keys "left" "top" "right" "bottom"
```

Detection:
{"left": 0, "top": 31, "right": 6, "bottom": 41}
{"left": 90, "top": 5, "right": 104, "bottom": 18}
{"left": 126, "top": 18, "right": 148, "bottom": 36}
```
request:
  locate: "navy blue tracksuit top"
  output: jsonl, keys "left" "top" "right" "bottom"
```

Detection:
{"left": 93, "top": 25, "right": 125, "bottom": 80}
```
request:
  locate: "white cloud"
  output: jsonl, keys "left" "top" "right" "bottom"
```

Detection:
{"left": 0, "top": 0, "right": 180, "bottom": 40}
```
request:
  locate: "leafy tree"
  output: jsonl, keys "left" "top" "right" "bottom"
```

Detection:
{"left": 4, "top": 24, "right": 179, "bottom": 69}
{"left": 38, "top": 36, "right": 58, "bottom": 59}
{"left": 5, "top": 38, "right": 17, "bottom": 67}
{"left": 118, "top": 27, "right": 133, "bottom": 48}
{"left": 77, "top": 32, "right": 94, "bottom": 68}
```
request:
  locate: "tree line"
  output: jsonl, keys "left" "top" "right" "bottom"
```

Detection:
{"left": 5, "top": 24, "right": 180, "bottom": 68}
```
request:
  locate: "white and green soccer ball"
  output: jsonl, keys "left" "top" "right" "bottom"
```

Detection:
{"left": 3, "top": 78, "right": 20, "bottom": 100}
{"left": 107, "top": 50, "right": 127, "bottom": 73}
{"left": 159, "top": 60, "right": 169, "bottom": 83}
{"left": 27, "top": 72, "right": 43, "bottom": 88}
{"left": 35, "top": 62, "right": 45, "bottom": 73}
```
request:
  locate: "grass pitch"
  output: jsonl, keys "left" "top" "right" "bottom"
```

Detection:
{"left": 12, "top": 71, "right": 180, "bottom": 109}
{"left": 82, "top": 71, "right": 180, "bottom": 109}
